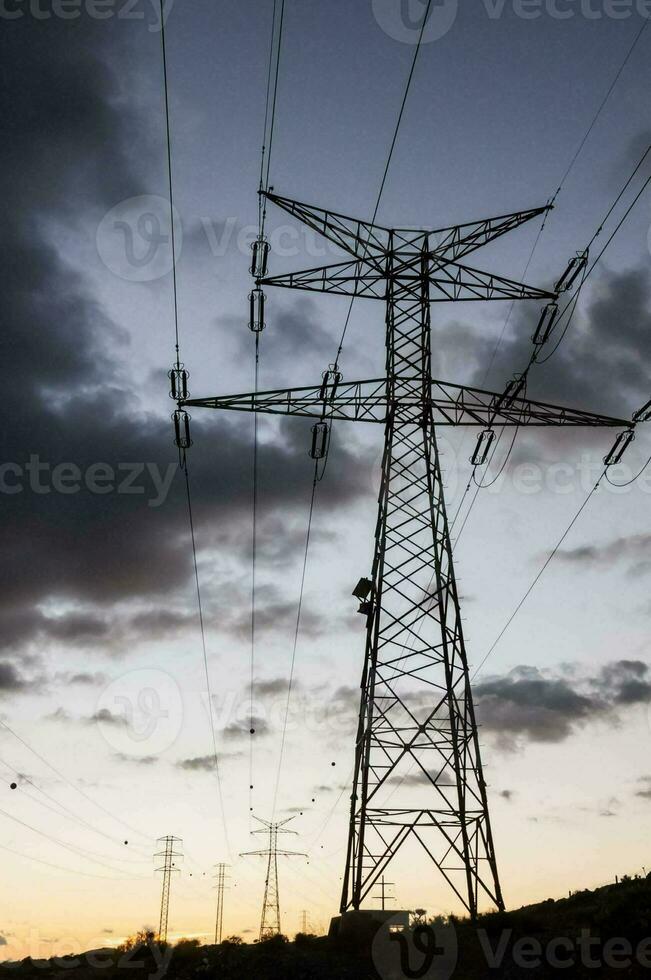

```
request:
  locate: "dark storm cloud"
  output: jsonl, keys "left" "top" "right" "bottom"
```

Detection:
{"left": 176, "top": 754, "right": 242, "bottom": 771}
{"left": 0, "top": 11, "right": 372, "bottom": 660}
{"left": 220, "top": 588, "right": 325, "bottom": 641}
{"left": 389, "top": 768, "right": 454, "bottom": 788}
{"left": 221, "top": 717, "right": 271, "bottom": 741}
{"left": 46, "top": 707, "right": 72, "bottom": 723}
{"left": 0, "top": 661, "right": 41, "bottom": 693}
{"left": 635, "top": 777, "right": 651, "bottom": 801}
{"left": 56, "top": 671, "right": 107, "bottom": 686}
{"left": 252, "top": 677, "right": 299, "bottom": 697}
{"left": 176, "top": 756, "right": 218, "bottom": 772}
{"left": 113, "top": 753, "right": 158, "bottom": 766}
{"left": 438, "top": 261, "right": 651, "bottom": 454}
{"left": 475, "top": 660, "right": 651, "bottom": 750}
{"left": 234, "top": 298, "right": 339, "bottom": 380}
{"left": 87, "top": 709, "right": 127, "bottom": 727}
{"left": 555, "top": 533, "right": 651, "bottom": 576}
{"left": 593, "top": 659, "right": 651, "bottom": 706}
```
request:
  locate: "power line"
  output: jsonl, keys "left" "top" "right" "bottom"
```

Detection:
{"left": 0, "top": 756, "right": 149, "bottom": 856}
{"left": 267, "top": 2, "right": 437, "bottom": 817}
{"left": 159, "top": 0, "right": 181, "bottom": 363}
{"left": 0, "top": 806, "right": 148, "bottom": 877}
{"left": 585, "top": 165, "right": 651, "bottom": 283}
{"left": 335, "top": 0, "right": 435, "bottom": 364}
{"left": 250, "top": 0, "right": 287, "bottom": 819}
{"left": 555, "top": 18, "right": 648, "bottom": 195}
{"left": 262, "top": 2, "right": 437, "bottom": 829}
{"left": 259, "top": 0, "right": 286, "bottom": 235}
{"left": 271, "top": 466, "right": 318, "bottom": 818}
{"left": 258, "top": 0, "right": 279, "bottom": 220}
{"left": 471, "top": 471, "right": 607, "bottom": 681}
{"left": 182, "top": 461, "right": 231, "bottom": 860}
{"left": 262, "top": 0, "right": 286, "bottom": 196}
{"left": 159, "top": 0, "right": 231, "bottom": 860}
{"left": 0, "top": 841, "right": 144, "bottom": 881}
{"left": 454, "top": 143, "right": 651, "bottom": 541}
{"left": 249, "top": 336, "right": 260, "bottom": 819}
{"left": 0, "top": 718, "right": 150, "bottom": 843}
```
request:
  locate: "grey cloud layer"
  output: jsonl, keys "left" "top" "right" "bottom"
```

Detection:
{"left": 0, "top": 10, "right": 372, "bottom": 665}
{"left": 475, "top": 659, "right": 651, "bottom": 749}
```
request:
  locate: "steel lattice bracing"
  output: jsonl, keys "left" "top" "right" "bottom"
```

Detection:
{"left": 264, "top": 191, "right": 550, "bottom": 263}
{"left": 341, "top": 260, "right": 503, "bottom": 915}
{"left": 185, "top": 379, "right": 627, "bottom": 428}
{"left": 185, "top": 192, "right": 629, "bottom": 919}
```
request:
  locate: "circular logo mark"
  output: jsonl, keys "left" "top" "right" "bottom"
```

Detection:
{"left": 96, "top": 195, "right": 182, "bottom": 282}
{"left": 372, "top": 0, "right": 458, "bottom": 44}
{"left": 95, "top": 668, "right": 183, "bottom": 757}
{"left": 373, "top": 915, "right": 458, "bottom": 980}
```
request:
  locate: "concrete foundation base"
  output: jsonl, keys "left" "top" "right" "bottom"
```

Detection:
{"left": 328, "top": 908, "right": 409, "bottom": 941}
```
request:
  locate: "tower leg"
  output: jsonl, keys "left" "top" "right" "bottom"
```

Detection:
{"left": 341, "top": 263, "right": 504, "bottom": 917}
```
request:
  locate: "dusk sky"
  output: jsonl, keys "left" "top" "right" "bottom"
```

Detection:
{"left": 1, "top": 0, "right": 651, "bottom": 956}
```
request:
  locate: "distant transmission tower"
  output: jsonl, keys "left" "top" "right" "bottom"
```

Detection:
{"left": 182, "top": 192, "right": 630, "bottom": 918}
{"left": 155, "top": 836, "right": 182, "bottom": 943}
{"left": 241, "top": 817, "right": 306, "bottom": 940}
{"left": 300, "top": 909, "right": 309, "bottom": 934}
{"left": 213, "top": 863, "right": 229, "bottom": 944}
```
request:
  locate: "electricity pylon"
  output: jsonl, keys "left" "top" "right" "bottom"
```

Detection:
{"left": 182, "top": 192, "right": 629, "bottom": 919}
{"left": 155, "top": 836, "right": 182, "bottom": 942}
{"left": 241, "top": 816, "right": 306, "bottom": 940}
{"left": 213, "top": 863, "right": 229, "bottom": 944}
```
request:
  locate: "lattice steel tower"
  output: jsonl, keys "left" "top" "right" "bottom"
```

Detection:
{"left": 213, "top": 863, "right": 229, "bottom": 944}
{"left": 155, "top": 835, "right": 182, "bottom": 942}
{"left": 182, "top": 192, "right": 629, "bottom": 919}
{"left": 241, "top": 817, "right": 306, "bottom": 940}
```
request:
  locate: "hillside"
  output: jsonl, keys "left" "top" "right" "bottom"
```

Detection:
{"left": 4, "top": 874, "right": 651, "bottom": 979}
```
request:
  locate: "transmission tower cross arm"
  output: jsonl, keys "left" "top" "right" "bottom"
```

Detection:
{"left": 259, "top": 258, "right": 555, "bottom": 303}
{"left": 425, "top": 203, "right": 551, "bottom": 262}
{"left": 262, "top": 191, "right": 391, "bottom": 259}
{"left": 262, "top": 191, "right": 550, "bottom": 265}
{"left": 183, "top": 378, "right": 628, "bottom": 428}
{"left": 259, "top": 258, "right": 387, "bottom": 299}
